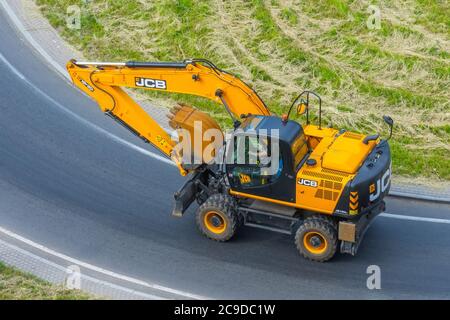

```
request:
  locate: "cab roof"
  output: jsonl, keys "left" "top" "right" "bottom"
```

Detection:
{"left": 239, "top": 115, "right": 303, "bottom": 145}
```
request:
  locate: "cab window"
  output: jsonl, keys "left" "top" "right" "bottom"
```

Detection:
{"left": 291, "top": 133, "right": 308, "bottom": 169}
{"left": 232, "top": 135, "right": 283, "bottom": 188}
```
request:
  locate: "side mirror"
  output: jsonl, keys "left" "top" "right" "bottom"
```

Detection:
{"left": 383, "top": 115, "right": 393, "bottom": 127}
{"left": 382, "top": 115, "right": 394, "bottom": 140}
{"left": 297, "top": 102, "right": 308, "bottom": 115}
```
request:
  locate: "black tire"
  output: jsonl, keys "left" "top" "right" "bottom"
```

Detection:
{"left": 295, "top": 215, "right": 338, "bottom": 262}
{"left": 196, "top": 194, "right": 239, "bottom": 242}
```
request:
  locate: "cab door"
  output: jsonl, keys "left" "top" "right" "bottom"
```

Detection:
{"left": 226, "top": 133, "right": 296, "bottom": 203}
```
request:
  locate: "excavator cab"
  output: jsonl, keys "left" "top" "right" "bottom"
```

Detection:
{"left": 226, "top": 115, "right": 309, "bottom": 203}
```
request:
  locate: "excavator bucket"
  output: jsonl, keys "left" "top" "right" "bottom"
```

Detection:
{"left": 167, "top": 104, "right": 223, "bottom": 165}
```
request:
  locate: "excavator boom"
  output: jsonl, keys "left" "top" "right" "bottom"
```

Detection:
{"left": 66, "top": 59, "right": 270, "bottom": 174}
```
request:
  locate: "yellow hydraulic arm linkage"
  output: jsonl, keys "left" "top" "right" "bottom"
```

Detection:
{"left": 66, "top": 59, "right": 270, "bottom": 175}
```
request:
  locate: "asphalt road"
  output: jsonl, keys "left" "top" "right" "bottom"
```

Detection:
{"left": 0, "top": 11, "right": 449, "bottom": 299}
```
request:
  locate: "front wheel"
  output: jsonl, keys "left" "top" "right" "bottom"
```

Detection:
{"left": 295, "top": 216, "right": 338, "bottom": 262}
{"left": 196, "top": 194, "right": 239, "bottom": 242}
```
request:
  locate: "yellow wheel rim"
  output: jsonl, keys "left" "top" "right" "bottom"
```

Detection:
{"left": 303, "top": 231, "right": 328, "bottom": 255}
{"left": 204, "top": 211, "right": 227, "bottom": 234}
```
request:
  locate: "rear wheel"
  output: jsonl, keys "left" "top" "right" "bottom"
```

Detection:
{"left": 295, "top": 216, "right": 338, "bottom": 262}
{"left": 196, "top": 194, "right": 239, "bottom": 242}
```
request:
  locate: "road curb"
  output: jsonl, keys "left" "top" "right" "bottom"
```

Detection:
{"left": 389, "top": 187, "right": 450, "bottom": 204}
{"left": 1, "top": 0, "right": 449, "bottom": 204}
{"left": 0, "top": 226, "right": 207, "bottom": 300}
{"left": 0, "top": 238, "right": 157, "bottom": 300}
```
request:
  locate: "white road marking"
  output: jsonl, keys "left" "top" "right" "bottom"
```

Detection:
{"left": 0, "top": 213, "right": 447, "bottom": 301}
{"left": 0, "top": 0, "right": 176, "bottom": 167}
{"left": 0, "top": 52, "right": 176, "bottom": 167}
{"left": 1, "top": 0, "right": 449, "bottom": 299}
{"left": 0, "top": 0, "right": 69, "bottom": 80}
{"left": 381, "top": 213, "right": 450, "bottom": 224}
{"left": 0, "top": 225, "right": 209, "bottom": 300}
{"left": 0, "top": 0, "right": 196, "bottom": 300}
{"left": 0, "top": 12, "right": 196, "bottom": 297}
{"left": 3, "top": 0, "right": 449, "bottom": 205}
{"left": 1, "top": 37, "right": 449, "bottom": 300}
{"left": 0, "top": 239, "right": 166, "bottom": 300}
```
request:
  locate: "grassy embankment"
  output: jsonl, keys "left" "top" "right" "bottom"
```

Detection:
{"left": 0, "top": 262, "right": 92, "bottom": 299}
{"left": 36, "top": 0, "right": 449, "bottom": 180}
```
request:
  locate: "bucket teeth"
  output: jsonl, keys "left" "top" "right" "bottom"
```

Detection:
{"left": 170, "top": 104, "right": 182, "bottom": 114}
{"left": 166, "top": 104, "right": 194, "bottom": 129}
{"left": 168, "top": 120, "right": 178, "bottom": 129}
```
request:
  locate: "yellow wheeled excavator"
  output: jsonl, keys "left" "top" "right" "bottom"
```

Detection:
{"left": 67, "top": 59, "right": 393, "bottom": 262}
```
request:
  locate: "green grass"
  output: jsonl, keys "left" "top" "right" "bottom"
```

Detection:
{"left": 0, "top": 262, "right": 93, "bottom": 300}
{"left": 35, "top": 0, "right": 449, "bottom": 180}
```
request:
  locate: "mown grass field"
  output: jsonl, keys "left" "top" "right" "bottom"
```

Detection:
{"left": 0, "top": 262, "right": 92, "bottom": 299}
{"left": 36, "top": 0, "right": 449, "bottom": 180}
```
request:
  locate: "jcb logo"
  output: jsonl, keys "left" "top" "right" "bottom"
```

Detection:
{"left": 369, "top": 164, "right": 391, "bottom": 201}
{"left": 135, "top": 77, "right": 167, "bottom": 90}
{"left": 239, "top": 173, "right": 251, "bottom": 184}
{"left": 298, "top": 179, "right": 318, "bottom": 188}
